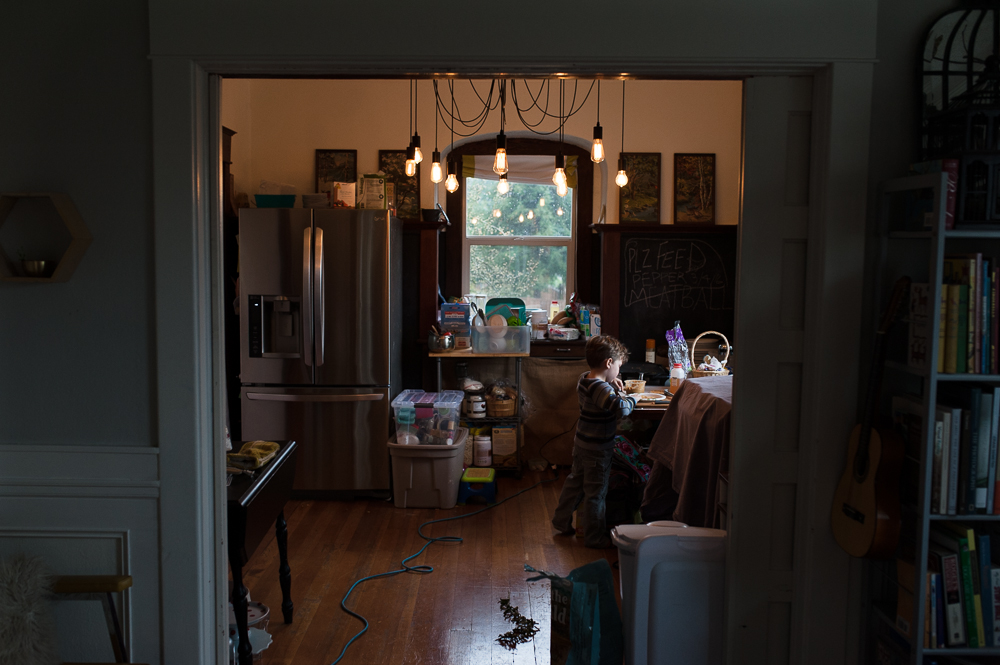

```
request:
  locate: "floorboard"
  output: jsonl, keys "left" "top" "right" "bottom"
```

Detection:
{"left": 237, "top": 470, "right": 620, "bottom": 665}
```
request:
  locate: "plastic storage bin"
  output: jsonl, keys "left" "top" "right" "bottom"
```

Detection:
{"left": 611, "top": 522, "right": 726, "bottom": 665}
{"left": 391, "top": 390, "right": 464, "bottom": 445}
{"left": 387, "top": 428, "right": 468, "bottom": 508}
{"left": 471, "top": 325, "right": 531, "bottom": 354}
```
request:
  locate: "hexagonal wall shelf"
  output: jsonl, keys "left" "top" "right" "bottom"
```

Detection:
{"left": 0, "top": 192, "right": 91, "bottom": 282}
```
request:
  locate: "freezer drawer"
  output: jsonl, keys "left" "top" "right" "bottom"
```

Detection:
{"left": 240, "top": 386, "right": 390, "bottom": 493}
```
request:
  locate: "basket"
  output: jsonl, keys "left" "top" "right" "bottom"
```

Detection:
{"left": 689, "top": 330, "right": 731, "bottom": 378}
{"left": 485, "top": 386, "right": 517, "bottom": 417}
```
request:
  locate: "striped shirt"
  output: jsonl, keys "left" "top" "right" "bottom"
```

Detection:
{"left": 574, "top": 372, "right": 636, "bottom": 451}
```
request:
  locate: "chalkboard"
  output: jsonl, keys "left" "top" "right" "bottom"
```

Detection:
{"left": 618, "top": 230, "right": 736, "bottom": 359}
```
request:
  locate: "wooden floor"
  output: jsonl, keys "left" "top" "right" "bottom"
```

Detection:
{"left": 239, "top": 470, "right": 620, "bottom": 665}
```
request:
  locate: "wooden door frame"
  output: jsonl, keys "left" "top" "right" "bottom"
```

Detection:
{"left": 151, "top": 61, "right": 873, "bottom": 665}
{"left": 443, "top": 137, "right": 597, "bottom": 305}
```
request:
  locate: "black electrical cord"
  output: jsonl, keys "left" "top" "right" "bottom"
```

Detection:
{"left": 538, "top": 418, "right": 580, "bottom": 469}
{"left": 327, "top": 473, "right": 559, "bottom": 664}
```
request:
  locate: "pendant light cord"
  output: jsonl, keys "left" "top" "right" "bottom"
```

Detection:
{"left": 597, "top": 80, "right": 601, "bottom": 124}
{"left": 621, "top": 79, "right": 626, "bottom": 152}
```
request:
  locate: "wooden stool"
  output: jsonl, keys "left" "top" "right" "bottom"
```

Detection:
{"left": 52, "top": 575, "right": 140, "bottom": 664}
{"left": 457, "top": 467, "right": 497, "bottom": 505}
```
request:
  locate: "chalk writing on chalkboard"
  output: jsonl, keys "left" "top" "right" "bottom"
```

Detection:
{"left": 623, "top": 237, "right": 732, "bottom": 311}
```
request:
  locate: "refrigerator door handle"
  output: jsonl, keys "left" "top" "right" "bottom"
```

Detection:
{"left": 245, "top": 392, "right": 385, "bottom": 402}
{"left": 314, "top": 226, "right": 325, "bottom": 367}
{"left": 302, "top": 227, "right": 314, "bottom": 366}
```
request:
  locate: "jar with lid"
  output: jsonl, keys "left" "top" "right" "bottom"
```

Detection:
{"left": 473, "top": 434, "right": 492, "bottom": 467}
{"left": 669, "top": 363, "right": 685, "bottom": 392}
{"left": 646, "top": 339, "right": 656, "bottom": 364}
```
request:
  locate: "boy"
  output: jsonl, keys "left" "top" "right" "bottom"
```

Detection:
{"left": 552, "top": 335, "right": 636, "bottom": 548}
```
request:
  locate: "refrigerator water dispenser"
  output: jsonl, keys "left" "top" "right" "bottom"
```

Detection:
{"left": 247, "top": 294, "right": 302, "bottom": 358}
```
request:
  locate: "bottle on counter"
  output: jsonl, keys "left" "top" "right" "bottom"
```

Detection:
{"left": 549, "top": 300, "right": 561, "bottom": 321}
{"left": 645, "top": 339, "right": 656, "bottom": 364}
{"left": 474, "top": 433, "right": 492, "bottom": 467}
{"left": 670, "top": 363, "right": 685, "bottom": 392}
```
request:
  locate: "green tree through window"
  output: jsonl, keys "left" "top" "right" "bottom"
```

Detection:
{"left": 465, "top": 177, "right": 573, "bottom": 310}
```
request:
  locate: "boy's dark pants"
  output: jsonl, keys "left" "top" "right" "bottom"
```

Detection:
{"left": 552, "top": 446, "right": 614, "bottom": 548}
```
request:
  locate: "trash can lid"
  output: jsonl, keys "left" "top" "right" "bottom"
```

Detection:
{"left": 611, "top": 524, "right": 725, "bottom": 552}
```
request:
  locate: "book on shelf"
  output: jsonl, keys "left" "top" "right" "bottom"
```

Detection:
{"left": 993, "top": 262, "right": 999, "bottom": 375}
{"left": 940, "top": 385, "right": 983, "bottom": 514}
{"left": 942, "top": 284, "right": 969, "bottom": 374}
{"left": 979, "top": 534, "right": 993, "bottom": 646}
{"left": 982, "top": 259, "right": 991, "bottom": 374}
{"left": 944, "top": 255, "right": 980, "bottom": 374}
{"left": 940, "top": 286, "right": 949, "bottom": 374}
{"left": 935, "top": 406, "right": 953, "bottom": 515}
{"left": 935, "top": 571, "right": 947, "bottom": 649}
{"left": 929, "top": 542, "right": 967, "bottom": 646}
{"left": 991, "top": 567, "right": 1000, "bottom": 647}
{"left": 927, "top": 570, "right": 935, "bottom": 648}
{"left": 910, "top": 158, "right": 958, "bottom": 230}
{"left": 986, "top": 388, "right": 1000, "bottom": 514}
{"left": 936, "top": 522, "right": 986, "bottom": 647}
{"left": 976, "top": 391, "right": 994, "bottom": 513}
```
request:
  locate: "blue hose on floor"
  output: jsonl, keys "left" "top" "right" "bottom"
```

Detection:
{"left": 329, "top": 474, "right": 557, "bottom": 664}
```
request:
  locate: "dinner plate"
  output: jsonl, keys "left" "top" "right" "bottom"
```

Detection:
{"left": 633, "top": 392, "right": 669, "bottom": 403}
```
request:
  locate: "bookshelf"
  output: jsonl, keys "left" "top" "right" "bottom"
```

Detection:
{"left": 875, "top": 172, "right": 1000, "bottom": 663}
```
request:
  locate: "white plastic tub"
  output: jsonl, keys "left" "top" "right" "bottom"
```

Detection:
{"left": 387, "top": 428, "right": 467, "bottom": 509}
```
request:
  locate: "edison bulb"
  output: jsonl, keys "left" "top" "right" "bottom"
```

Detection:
{"left": 557, "top": 207, "right": 564, "bottom": 216}
{"left": 413, "top": 146, "right": 423, "bottom": 164}
{"left": 591, "top": 139, "right": 605, "bottom": 163}
{"left": 430, "top": 161, "right": 443, "bottom": 184}
{"left": 405, "top": 159, "right": 417, "bottom": 177}
{"left": 527, "top": 210, "right": 534, "bottom": 220}
{"left": 493, "top": 209, "right": 502, "bottom": 218}
{"left": 557, "top": 180, "right": 568, "bottom": 197}
{"left": 493, "top": 148, "right": 508, "bottom": 175}
{"left": 539, "top": 197, "right": 545, "bottom": 207}
{"left": 497, "top": 175, "right": 510, "bottom": 195}
{"left": 552, "top": 167, "right": 567, "bottom": 189}
{"left": 445, "top": 173, "right": 459, "bottom": 193}
{"left": 615, "top": 169, "right": 629, "bottom": 187}
{"left": 518, "top": 214, "right": 525, "bottom": 222}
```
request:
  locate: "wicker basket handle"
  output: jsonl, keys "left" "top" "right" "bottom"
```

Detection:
{"left": 690, "top": 330, "right": 731, "bottom": 369}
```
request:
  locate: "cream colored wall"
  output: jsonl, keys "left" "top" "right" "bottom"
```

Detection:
{"left": 221, "top": 78, "right": 743, "bottom": 225}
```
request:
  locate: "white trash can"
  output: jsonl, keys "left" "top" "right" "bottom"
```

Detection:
{"left": 612, "top": 522, "right": 726, "bottom": 665}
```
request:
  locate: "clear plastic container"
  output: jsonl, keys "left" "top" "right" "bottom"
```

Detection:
{"left": 391, "top": 390, "right": 464, "bottom": 444}
{"left": 471, "top": 325, "right": 531, "bottom": 354}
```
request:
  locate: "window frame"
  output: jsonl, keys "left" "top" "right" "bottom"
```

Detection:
{"left": 461, "top": 176, "right": 577, "bottom": 304}
{"left": 443, "top": 137, "right": 596, "bottom": 305}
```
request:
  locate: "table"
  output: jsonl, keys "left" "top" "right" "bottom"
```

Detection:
{"left": 228, "top": 440, "right": 298, "bottom": 665}
{"left": 629, "top": 385, "right": 673, "bottom": 420}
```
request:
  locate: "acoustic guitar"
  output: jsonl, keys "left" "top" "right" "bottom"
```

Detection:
{"left": 831, "top": 276, "right": 910, "bottom": 559}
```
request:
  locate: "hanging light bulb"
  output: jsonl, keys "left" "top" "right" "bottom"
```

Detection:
{"left": 445, "top": 161, "right": 459, "bottom": 193}
{"left": 552, "top": 153, "right": 567, "bottom": 189}
{"left": 493, "top": 130, "right": 508, "bottom": 175}
{"left": 430, "top": 150, "right": 443, "bottom": 184}
{"left": 557, "top": 180, "right": 568, "bottom": 198}
{"left": 405, "top": 144, "right": 417, "bottom": 177}
{"left": 527, "top": 210, "right": 534, "bottom": 220}
{"left": 557, "top": 207, "right": 565, "bottom": 216}
{"left": 412, "top": 134, "right": 423, "bottom": 164}
{"left": 539, "top": 197, "right": 545, "bottom": 207}
{"left": 591, "top": 123, "right": 605, "bottom": 163}
{"left": 615, "top": 80, "right": 628, "bottom": 188}
{"left": 493, "top": 209, "right": 502, "bottom": 218}
{"left": 615, "top": 156, "right": 628, "bottom": 188}
{"left": 497, "top": 173, "right": 510, "bottom": 195}
{"left": 518, "top": 214, "right": 525, "bottom": 223}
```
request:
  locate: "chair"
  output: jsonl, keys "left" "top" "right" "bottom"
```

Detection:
{"left": 53, "top": 575, "right": 144, "bottom": 664}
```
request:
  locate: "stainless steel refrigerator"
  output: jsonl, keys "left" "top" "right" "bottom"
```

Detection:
{"left": 238, "top": 208, "right": 401, "bottom": 495}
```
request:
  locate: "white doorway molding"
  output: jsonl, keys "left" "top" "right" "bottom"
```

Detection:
{"left": 151, "top": 56, "right": 874, "bottom": 665}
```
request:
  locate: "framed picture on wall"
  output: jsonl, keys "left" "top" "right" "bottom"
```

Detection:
{"left": 315, "top": 149, "right": 357, "bottom": 193}
{"left": 618, "top": 152, "right": 661, "bottom": 223}
{"left": 378, "top": 149, "right": 420, "bottom": 222}
{"left": 674, "top": 153, "right": 716, "bottom": 223}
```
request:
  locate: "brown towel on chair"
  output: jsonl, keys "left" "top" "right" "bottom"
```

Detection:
{"left": 643, "top": 376, "right": 732, "bottom": 527}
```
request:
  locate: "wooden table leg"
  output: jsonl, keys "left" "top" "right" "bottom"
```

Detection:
{"left": 276, "top": 509, "right": 293, "bottom": 623}
{"left": 229, "top": 553, "right": 252, "bottom": 665}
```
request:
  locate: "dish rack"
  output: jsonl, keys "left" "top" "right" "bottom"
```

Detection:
{"left": 689, "top": 330, "right": 731, "bottom": 378}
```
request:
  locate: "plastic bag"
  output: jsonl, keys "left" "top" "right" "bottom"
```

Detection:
{"left": 665, "top": 322, "right": 691, "bottom": 374}
{"left": 525, "top": 559, "right": 623, "bottom": 665}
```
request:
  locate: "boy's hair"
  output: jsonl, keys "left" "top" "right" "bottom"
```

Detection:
{"left": 585, "top": 335, "right": 630, "bottom": 368}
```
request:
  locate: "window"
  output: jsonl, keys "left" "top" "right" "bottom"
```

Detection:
{"left": 462, "top": 176, "right": 574, "bottom": 312}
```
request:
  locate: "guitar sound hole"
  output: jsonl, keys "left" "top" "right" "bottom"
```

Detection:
{"left": 841, "top": 503, "right": 865, "bottom": 524}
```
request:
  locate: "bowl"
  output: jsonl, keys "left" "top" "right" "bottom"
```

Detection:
{"left": 254, "top": 194, "right": 296, "bottom": 208}
{"left": 428, "top": 332, "right": 455, "bottom": 352}
{"left": 624, "top": 379, "right": 646, "bottom": 394}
